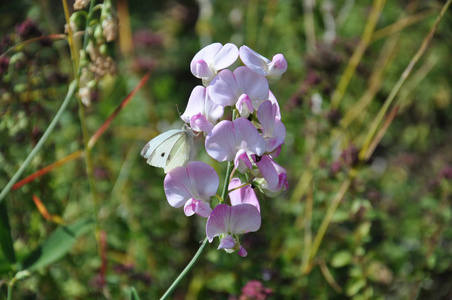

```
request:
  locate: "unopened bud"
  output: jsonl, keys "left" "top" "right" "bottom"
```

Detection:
{"left": 74, "top": 0, "right": 90, "bottom": 10}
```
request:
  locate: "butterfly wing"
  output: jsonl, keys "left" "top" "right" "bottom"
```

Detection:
{"left": 141, "top": 129, "right": 184, "bottom": 169}
{"left": 164, "top": 129, "right": 195, "bottom": 173}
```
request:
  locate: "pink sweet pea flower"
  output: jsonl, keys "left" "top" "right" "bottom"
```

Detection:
{"left": 180, "top": 86, "right": 224, "bottom": 133}
{"left": 257, "top": 100, "right": 286, "bottom": 154}
{"left": 164, "top": 161, "right": 219, "bottom": 217}
{"left": 190, "top": 43, "right": 239, "bottom": 86}
{"left": 205, "top": 118, "right": 267, "bottom": 172}
{"left": 253, "top": 155, "right": 289, "bottom": 197}
{"left": 209, "top": 66, "right": 269, "bottom": 113}
{"left": 268, "top": 90, "right": 281, "bottom": 120}
{"left": 206, "top": 203, "right": 261, "bottom": 257}
{"left": 229, "top": 178, "right": 260, "bottom": 212}
{"left": 239, "top": 45, "right": 288, "bottom": 82}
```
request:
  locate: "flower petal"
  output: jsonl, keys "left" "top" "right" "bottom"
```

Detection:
{"left": 181, "top": 86, "right": 206, "bottom": 123}
{"left": 205, "top": 120, "right": 238, "bottom": 162}
{"left": 229, "top": 204, "right": 261, "bottom": 234}
{"left": 190, "top": 113, "right": 214, "bottom": 133}
{"left": 234, "top": 67, "right": 269, "bottom": 110}
{"left": 209, "top": 70, "right": 240, "bottom": 107}
{"left": 239, "top": 45, "right": 270, "bottom": 76}
{"left": 218, "top": 235, "right": 236, "bottom": 250}
{"left": 229, "top": 178, "right": 260, "bottom": 212}
{"left": 206, "top": 204, "right": 231, "bottom": 242}
{"left": 233, "top": 118, "right": 267, "bottom": 156}
{"left": 190, "top": 43, "right": 222, "bottom": 76}
{"left": 212, "top": 43, "right": 239, "bottom": 71}
{"left": 164, "top": 161, "right": 219, "bottom": 208}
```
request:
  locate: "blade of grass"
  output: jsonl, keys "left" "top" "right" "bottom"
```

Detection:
{"left": 0, "top": 80, "right": 78, "bottom": 204}
{"left": 330, "top": 0, "right": 386, "bottom": 110}
{"left": 364, "top": 105, "right": 399, "bottom": 160}
{"left": 371, "top": 9, "right": 435, "bottom": 42}
{"left": 32, "top": 195, "right": 64, "bottom": 225}
{"left": 11, "top": 73, "right": 151, "bottom": 191}
{"left": 12, "top": 150, "right": 83, "bottom": 191}
{"left": 340, "top": 2, "right": 416, "bottom": 130}
{"left": 0, "top": 34, "right": 67, "bottom": 58}
{"left": 319, "top": 259, "right": 343, "bottom": 293}
{"left": 359, "top": 0, "right": 452, "bottom": 160}
{"left": 309, "top": 176, "right": 353, "bottom": 264}
{"left": 88, "top": 72, "right": 150, "bottom": 148}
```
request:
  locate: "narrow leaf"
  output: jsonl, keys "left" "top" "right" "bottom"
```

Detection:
{"left": 130, "top": 287, "right": 141, "bottom": 300}
{"left": 20, "top": 218, "right": 94, "bottom": 271}
{"left": 0, "top": 202, "right": 16, "bottom": 264}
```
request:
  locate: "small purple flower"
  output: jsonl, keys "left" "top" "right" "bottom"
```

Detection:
{"left": 239, "top": 45, "right": 287, "bottom": 82}
{"left": 205, "top": 118, "right": 266, "bottom": 172}
{"left": 253, "top": 155, "right": 288, "bottom": 197}
{"left": 206, "top": 204, "right": 261, "bottom": 257}
{"left": 257, "top": 100, "right": 286, "bottom": 154}
{"left": 229, "top": 178, "right": 260, "bottom": 212}
{"left": 190, "top": 43, "right": 239, "bottom": 85}
{"left": 209, "top": 66, "right": 269, "bottom": 112}
{"left": 164, "top": 161, "right": 219, "bottom": 217}
{"left": 180, "top": 85, "right": 224, "bottom": 133}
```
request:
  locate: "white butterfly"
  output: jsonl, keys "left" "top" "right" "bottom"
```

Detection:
{"left": 141, "top": 125, "right": 195, "bottom": 173}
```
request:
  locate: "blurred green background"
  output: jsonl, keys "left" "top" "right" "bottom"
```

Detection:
{"left": 1, "top": 0, "right": 452, "bottom": 299}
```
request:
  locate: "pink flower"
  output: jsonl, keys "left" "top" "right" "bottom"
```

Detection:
{"left": 253, "top": 155, "right": 288, "bottom": 197}
{"left": 164, "top": 161, "right": 219, "bottom": 217}
{"left": 257, "top": 100, "right": 286, "bottom": 154}
{"left": 190, "top": 43, "right": 239, "bottom": 85}
{"left": 206, "top": 204, "right": 261, "bottom": 257}
{"left": 239, "top": 45, "right": 287, "bottom": 82}
{"left": 205, "top": 118, "right": 266, "bottom": 172}
{"left": 180, "top": 86, "right": 224, "bottom": 133}
{"left": 209, "top": 66, "right": 269, "bottom": 112}
{"left": 229, "top": 178, "right": 260, "bottom": 212}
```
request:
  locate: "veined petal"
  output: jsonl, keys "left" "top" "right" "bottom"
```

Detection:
{"left": 190, "top": 113, "right": 214, "bottom": 133}
{"left": 267, "top": 53, "right": 288, "bottom": 80}
{"left": 234, "top": 67, "right": 269, "bottom": 110}
{"left": 186, "top": 161, "right": 220, "bottom": 200}
{"left": 212, "top": 43, "right": 239, "bottom": 71}
{"left": 236, "top": 94, "right": 254, "bottom": 118}
{"left": 229, "top": 178, "right": 260, "bottom": 212}
{"left": 191, "top": 43, "right": 222, "bottom": 74}
{"left": 218, "top": 235, "right": 236, "bottom": 250}
{"left": 181, "top": 86, "right": 206, "bottom": 123}
{"left": 206, "top": 204, "right": 231, "bottom": 242}
{"left": 239, "top": 45, "right": 270, "bottom": 75}
{"left": 257, "top": 100, "right": 276, "bottom": 137}
{"left": 233, "top": 118, "right": 267, "bottom": 156}
{"left": 192, "top": 59, "right": 214, "bottom": 79}
{"left": 228, "top": 204, "right": 261, "bottom": 234}
{"left": 268, "top": 91, "right": 281, "bottom": 120}
{"left": 164, "top": 161, "right": 219, "bottom": 208}
{"left": 205, "top": 120, "right": 238, "bottom": 162}
{"left": 209, "top": 69, "right": 240, "bottom": 107}
{"left": 184, "top": 199, "right": 212, "bottom": 218}
{"left": 234, "top": 149, "right": 253, "bottom": 173}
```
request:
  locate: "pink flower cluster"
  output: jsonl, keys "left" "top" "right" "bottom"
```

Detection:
{"left": 146, "top": 43, "right": 288, "bottom": 257}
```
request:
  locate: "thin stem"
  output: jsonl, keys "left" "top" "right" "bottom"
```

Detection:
{"left": 309, "top": 175, "right": 353, "bottom": 263}
{"left": 330, "top": 0, "right": 386, "bottom": 109}
{"left": 228, "top": 182, "right": 251, "bottom": 193}
{"left": 221, "top": 162, "right": 233, "bottom": 203}
{"left": 7, "top": 284, "right": 12, "bottom": 300}
{"left": 359, "top": 0, "right": 452, "bottom": 160}
{"left": 0, "top": 81, "right": 78, "bottom": 204}
{"left": 159, "top": 238, "right": 208, "bottom": 300}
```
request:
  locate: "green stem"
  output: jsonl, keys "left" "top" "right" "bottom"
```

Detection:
{"left": 159, "top": 126, "right": 237, "bottom": 298}
{"left": 159, "top": 237, "right": 208, "bottom": 300}
{"left": 0, "top": 81, "right": 78, "bottom": 204}
{"left": 6, "top": 283, "right": 12, "bottom": 300}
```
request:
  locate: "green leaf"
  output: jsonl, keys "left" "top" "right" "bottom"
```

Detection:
{"left": 331, "top": 251, "right": 352, "bottom": 268}
{"left": 0, "top": 202, "right": 16, "bottom": 264}
{"left": 20, "top": 218, "right": 94, "bottom": 271}
{"left": 129, "top": 287, "right": 141, "bottom": 300}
